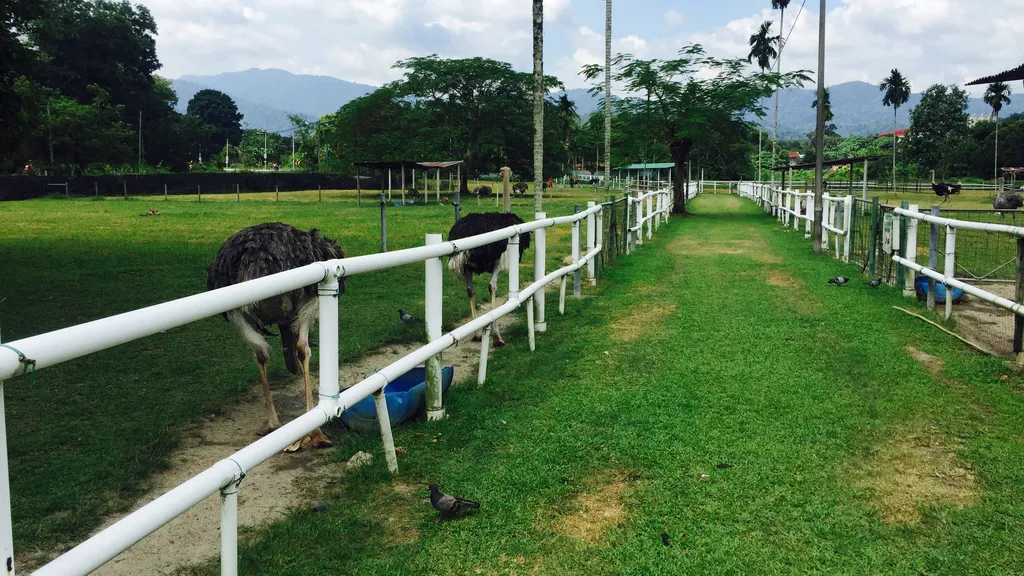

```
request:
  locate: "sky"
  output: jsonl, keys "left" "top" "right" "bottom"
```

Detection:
{"left": 140, "top": 0, "right": 1023, "bottom": 96}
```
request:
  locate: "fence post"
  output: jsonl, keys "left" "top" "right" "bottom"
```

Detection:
{"left": 821, "top": 196, "right": 830, "bottom": 250}
{"left": 318, "top": 185, "right": 322, "bottom": 203}
{"left": 609, "top": 196, "right": 617, "bottom": 263}
{"left": 625, "top": 194, "right": 632, "bottom": 255}
{"left": 868, "top": 198, "right": 880, "bottom": 277}
{"left": 573, "top": 205, "right": 581, "bottom": 297}
{"left": 559, "top": 276, "right": 567, "bottom": 314}
{"left": 793, "top": 192, "right": 801, "bottom": 230}
{"left": 0, "top": 331, "right": 14, "bottom": 576}
{"left": 635, "top": 191, "right": 644, "bottom": 247}
{"left": 928, "top": 206, "right": 940, "bottom": 310}
{"left": 123, "top": 180, "right": 127, "bottom": 199}
{"left": 944, "top": 225, "right": 956, "bottom": 321}
{"left": 235, "top": 184, "right": 239, "bottom": 202}
{"left": 1016, "top": 237, "right": 1024, "bottom": 362}
{"left": 587, "top": 202, "right": 596, "bottom": 286}
{"left": 896, "top": 201, "right": 909, "bottom": 289}
{"left": 197, "top": 185, "right": 201, "bottom": 202}
{"left": 99, "top": 182, "right": 102, "bottom": 197}
{"left": 356, "top": 169, "right": 361, "bottom": 207}
{"left": 646, "top": 193, "right": 653, "bottom": 240}
{"left": 379, "top": 192, "right": 387, "bottom": 252}
{"left": 220, "top": 478, "right": 239, "bottom": 576}
{"left": 425, "top": 234, "right": 444, "bottom": 422}
{"left": 843, "top": 196, "right": 853, "bottom": 262}
{"left": 596, "top": 205, "right": 604, "bottom": 282}
{"left": 904, "top": 205, "right": 919, "bottom": 297}
{"left": 275, "top": 185, "right": 279, "bottom": 202}
{"left": 535, "top": 212, "right": 547, "bottom": 332}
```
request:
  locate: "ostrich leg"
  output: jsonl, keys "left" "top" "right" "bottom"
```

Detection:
{"left": 285, "top": 318, "right": 332, "bottom": 452}
{"left": 256, "top": 357, "right": 281, "bottom": 436}
{"left": 489, "top": 261, "right": 505, "bottom": 347}
{"left": 467, "top": 275, "right": 484, "bottom": 342}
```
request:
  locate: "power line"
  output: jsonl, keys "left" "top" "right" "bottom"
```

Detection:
{"left": 779, "top": 0, "right": 808, "bottom": 59}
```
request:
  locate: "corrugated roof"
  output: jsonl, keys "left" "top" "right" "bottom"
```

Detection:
{"left": 353, "top": 160, "right": 463, "bottom": 170}
{"left": 772, "top": 155, "right": 881, "bottom": 172}
{"left": 616, "top": 163, "right": 675, "bottom": 170}
{"left": 966, "top": 64, "right": 1024, "bottom": 86}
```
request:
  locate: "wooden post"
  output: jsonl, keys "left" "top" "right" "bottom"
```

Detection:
{"left": 318, "top": 184, "right": 322, "bottom": 202}
{"left": 609, "top": 195, "right": 617, "bottom": 263}
{"left": 162, "top": 183, "right": 166, "bottom": 200}
{"left": 402, "top": 165, "right": 406, "bottom": 206}
{"left": 356, "top": 166, "right": 361, "bottom": 207}
{"left": 379, "top": 192, "right": 387, "bottom": 253}
{"left": 197, "top": 184, "right": 201, "bottom": 202}
{"left": 1016, "top": 237, "right": 1024, "bottom": 361}
{"left": 275, "top": 184, "right": 279, "bottom": 202}
{"left": 868, "top": 197, "right": 880, "bottom": 277}
{"left": 123, "top": 180, "right": 127, "bottom": 199}
{"left": 236, "top": 183, "right": 239, "bottom": 202}
{"left": 928, "top": 206, "right": 939, "bottom": 310}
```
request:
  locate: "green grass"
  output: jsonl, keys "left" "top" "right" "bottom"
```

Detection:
{"left": 0, "top": 187, "right": 607, "bottom": 551}
{"left": 170, "top": 195, "right": 1024, "bottom": 575}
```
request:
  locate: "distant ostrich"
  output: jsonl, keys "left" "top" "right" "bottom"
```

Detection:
{"left": 931, "top": 182, "right": 962, "bottom": 203}
{"left": 512, "top": 182, "right": 528, "bottom": 197}
{"left": 994, "top": 189, "right": 1024, "bottom": 210}
{"left": 207, "top": 222, "right": 345, "bottom": 452}
{"left": 447, "top": 213, "right": 531, "bottom": 347}
{"left": 473, "top": 185, "right": 493, "bottom": 197}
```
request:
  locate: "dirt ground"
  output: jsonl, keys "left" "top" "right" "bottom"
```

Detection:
{"left": 35, "top": 313, "right": 516, "bottom": 575}
{"left": 950, "top": 283, "right": 1016, "bottom": 356}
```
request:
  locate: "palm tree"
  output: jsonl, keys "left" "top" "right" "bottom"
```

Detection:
{"left": 984, "top": 82, "right": 1012, "bottom": 183}
{"left": 603, "top": 0, "right": 612, "bottom": 199}
{"left": 555, "top": 94, "right": 578, "bottom": 149}
{"left": 879, "top": 69, "right": 911, "bottom": 189}
{"left": 770, "top": 0, "right": 791, "bottom": 185}
{"left": 532, "top": 0, "right": 544, "bottom": 213}
{"left": 811, "top": 87, "right": 833, "bottom": 123}
{"left": 748, "top": 21, "right": 778, "bottom": 182}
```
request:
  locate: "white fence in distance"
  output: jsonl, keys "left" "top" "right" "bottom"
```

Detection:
{"left": 737, "top": 182, "right": 854, "bottom": 262}
{"left": 0, "top": 188, "right": 680, "bottom": 576}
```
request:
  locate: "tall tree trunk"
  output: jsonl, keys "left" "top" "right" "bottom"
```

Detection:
{"left": 812, "top": 0, "right": 826, "bottom": 253}
{"left": 532, "top": 0, "right": 544, "bottom": 213}
{"left": 603, "top": 0, "right": 612, "bottom": 201}
{"left": 772, "top": 7, "right": 784, "bottom": 186}
{"left": 669, "top": 138, "right": 693, "bottom": 214}
{"left": 893, "top": 106, "right": 897, "bottom": 190}
{"left": 758, "top": 118, "right": 764, "bottom": 182}
{"left": 995, "top": 114, "right": 1000, "bottom": 183}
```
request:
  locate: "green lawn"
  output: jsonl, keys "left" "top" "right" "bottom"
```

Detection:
{"left": 0, "top": 188, "right": 609, "bottom": 552}
{"left": 171, "top": 195, "right": 1024, "bottom": 575}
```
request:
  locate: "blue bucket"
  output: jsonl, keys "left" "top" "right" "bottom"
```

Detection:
{"left": 339, "top": 366, "right": 454, "bottom": 433}
{"left": 914, "top": 275, "right": 964, "bottom": 304}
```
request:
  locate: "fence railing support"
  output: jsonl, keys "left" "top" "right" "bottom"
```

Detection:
{"left": 534, "top": 212, "right": 547, "bottom": 332}
{"left": 572, "top": 206, "right": 581, "bottom": 298}
{"left": 868, "top": 198, "right": 880, "bottom": 277}
{"left": 587, "top": 202, "right": 596, "bottom": 286}
{"left": 595, "top": 205, "right": 604, "bottom": 284}
{"left": 1016, "top": 237, "right": 1024, "bottom": 362}
{"left": 379, "top": 193, "right": 387, "bottom": 252}
{"left": 944, "top": 225, "right": 956, "bottom": 321}
{"left": 903, "top": 205, "right": 919, "bottom": 297}
{"left": 219, "top": 479, "right": 239, "bottom": 576}
{"left": 928, "top": 206, "right": 940, "bottom": 310}
{"left": 0, "top": 333, "right": 13, "bottom": 576}
{"left": 425, "top": 234, "right": 444, "bottom": 422}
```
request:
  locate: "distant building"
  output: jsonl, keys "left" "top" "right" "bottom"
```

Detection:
{"left": 788, "top": 152, "right": 803, "bottom": 166}
{"left": 878, "top": 128, "right": 907, "bottom": 139}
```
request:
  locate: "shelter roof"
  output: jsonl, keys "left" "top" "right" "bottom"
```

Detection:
{"left": 354, "top": 160, "right": 463, "bottom": 170}
{"left": 615, "top": 163, "right": 675, "bottom": 170}
{"left": 966, "top": 64, "right": 1024, "bottom": 86}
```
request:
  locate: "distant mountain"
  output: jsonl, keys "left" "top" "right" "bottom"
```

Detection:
{"left": 561, "top": 88, "right": 602, "bottom": 118}
{"left": 177, "top": 68, "right": 377, "bottom": 119}
{"left": 765, "top": 81, "right": 1024, "bottom": 139}
{"left": 170, "top": 79, "right": 306, "bottom": 133}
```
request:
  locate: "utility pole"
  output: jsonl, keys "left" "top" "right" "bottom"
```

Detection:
{"left": 812, "top": 0, "right": 827, "bottom": 253}
{"left": 138, "top": 111, "right": 142, "bottom": 174}
{"left": 263, "top": 131, "right": 268, "bottom": 170}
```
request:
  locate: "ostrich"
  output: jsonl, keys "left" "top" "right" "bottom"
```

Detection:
{"left": 207, "top": 222, "right": 345, "bottom": 452}
{"left": 931, "top": 182, "right": 962, "bottom": 203}
{"left": 447, "top": 212, "right": 531, "bottom": 347}
{"left": 512, "top": 182, "right": 528, "bottom": 197}
{"left": 993, "top": 190, "right": 1024, "bottom": 210}
{"left": 473, "top": 185, "right": 493, "bottom": 197}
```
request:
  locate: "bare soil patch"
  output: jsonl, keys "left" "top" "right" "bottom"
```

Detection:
{"left": 952, "top": 286, "right": 1015, "bottom": 356}
{"left": 850, "top": 427, "right": 977, "bottom": 525}
{"left": 766, "top": 269, "right": 798, "bottom": 287}
{"left": 37, "top": 311, "right": 516, "bottom": 575}
{"left": 611, "top": 303, "right": 677, "bottom": 343}
{"left": 374, "top": 481, "right": 423, "bottom": 546}
{"left": 553, "top": 472, "right": 631, "bottom": 544}
{"left": 667, "top": 224, "right": 782, "bottom": 265}
{"left": 905, "top": 346, "right": 946, "bottom": 377}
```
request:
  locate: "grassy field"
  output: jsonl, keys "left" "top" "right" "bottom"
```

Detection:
{"left": 168, "top": 195, "right": 1024, "bottom": 575}
{"left": 0, "top": 186, "right": 613, "bottom": 552}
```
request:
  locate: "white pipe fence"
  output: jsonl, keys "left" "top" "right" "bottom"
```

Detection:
{"left": 2, "top": 191, "right": 679, "bottom": 576}
{"left": 892, "top": 207, "right": 1024, "bottom": 321}
{"left": 738, "top": 182, "right": 854, "bottom": 262}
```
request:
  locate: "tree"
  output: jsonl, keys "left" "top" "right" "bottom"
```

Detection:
{"left": 1, "top": 0, "right": 50, "bottom": 167}
{"left": 748, "top": 21, "right": 778, "bottom": 181}
{"left": 582, "top": 44, "right": 809, "bottom": 214}
{"left": 770, "top": 0, "right": 791, "bottom": 186}
{"left": 186, "top": 89, "right": 243, "bottom": 156}
{"left": 905, "top": 84, "right": 971, "bottom": 179}
{"left": 984, "top": 81, "right": 1012, "bottom": 181}
{"left": 390, "top": 55, "right": 562, "bottom": 193}
{"left": 532, "top": 0, "right": 544, "bottom": 212}
{"left": 811, "top": 87, "right": 833, "bottom": 122}
{"left": 879, "top": 69, "right": 911, "bottom": 186}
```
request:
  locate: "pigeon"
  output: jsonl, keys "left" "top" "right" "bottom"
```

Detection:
{"left": 429, "top": 484, "right": 480, "bottom": 521}
{"left": 865, "top": 278, "right": 882, "bottom": 288}
{"left": 827, "top": 277, "right": 850, "bottom": 286}
{"left": 398, "top": 308, "right": 422, "bottom": 324}
{"left": 661, "top": 532, "right": 671, "bottom": 547}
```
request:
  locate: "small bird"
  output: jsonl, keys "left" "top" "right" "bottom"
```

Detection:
{"left": 661, "top": 532, "right": 671, "bottom": 547}
{"left": 429, "top": 484, "right": 480, "bottom": 521}
{"left": 398, "top": 308, "right": 421, "bottom": 324}
{"left": 828, "top": 277, "right": 850, "bottom": 286}
{"left": 865, "top": 278, "right": 882, "bottom": 288}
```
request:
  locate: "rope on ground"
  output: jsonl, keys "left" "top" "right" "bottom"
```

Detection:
{"left": 892, "top": 306, "right": 997, "bottom": 356}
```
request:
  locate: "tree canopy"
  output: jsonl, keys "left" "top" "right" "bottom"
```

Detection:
{"left": 186, "top": 89, "right": 244, "bottom": 155}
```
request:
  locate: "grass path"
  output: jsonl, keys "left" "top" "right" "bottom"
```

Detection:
{"left": 185, "top": 195, "right": 1024, "bottom": 575}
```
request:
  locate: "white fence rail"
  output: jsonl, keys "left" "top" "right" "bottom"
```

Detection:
{"left": 891, "top": 206, "right": 1024, "bottom": 322}
{"left": 1, "top": 189, "right": 680, "bottom": 575}
{"left": 737, "top": 182, "right": 854, "bottom": 262}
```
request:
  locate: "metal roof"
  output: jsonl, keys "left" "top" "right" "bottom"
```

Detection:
{"left": 772, "top": 155, "right": 881, "bottom": 172}
{"left": 966, "top": 64, "right": 1024, "bottom": 86}
{"left": 353, "top": 160, "right": 463, "bottom": 170}
{"left": 615, "top": 163, "right": 675, "bottom": 170}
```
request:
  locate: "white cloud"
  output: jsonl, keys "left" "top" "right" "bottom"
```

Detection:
{"left": 241, "top": 6, "right": 266, "bottom": 23}
{"left": 664, "top": 10, "right": 684, "bottom": 27}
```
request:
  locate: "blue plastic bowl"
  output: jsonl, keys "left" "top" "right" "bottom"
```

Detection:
{"left": 914, "top": 275, "right": 964, "bottom": 304}
{"left": 339, "top": 366, "right": 454, "bottom": 433}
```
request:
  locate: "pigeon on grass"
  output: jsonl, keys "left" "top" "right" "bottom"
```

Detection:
{"left": 429, "top": 484, "right": 480, "bottom": 521}
{"left": 827, "top": 277, "right": 850, "bottom": 286}
{"left": 865, "top": 278, "right": 882, "bottom": 288}
{"left": 398, "top": 308, "right": 422, "bottom": 324}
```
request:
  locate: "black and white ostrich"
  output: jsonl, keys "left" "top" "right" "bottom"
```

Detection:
{"left": 931, "top": 182, "right": 962, "bottom": 203}
{"left": 447, "top": 213, "right": 531, "bottom": 347}
{"left": 207, "top": 222, "right": 344, "bottom": 452}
